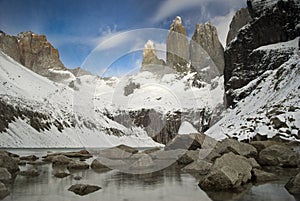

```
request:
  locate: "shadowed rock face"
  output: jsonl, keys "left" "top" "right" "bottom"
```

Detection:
{"left": 190, "top": 23, "right": 224, "bottom": 79}
{"left": 226, "top": 8, "right": 252, "bottom": 45}
{"left": 166, "top": 16, "right": 190, "bottom": 72}
{"left": 224, "top": 0, "right": 300, "bottom": 107}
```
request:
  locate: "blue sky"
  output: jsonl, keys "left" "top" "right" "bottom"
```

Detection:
{"left": 0, "top": 0, "right": 246, "bottom": 76}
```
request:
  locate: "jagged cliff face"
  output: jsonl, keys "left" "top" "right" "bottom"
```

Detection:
{"left": 224, "top": 0, "right": 300, "bottom": 107}
{"left": 226, "top": 8, "right": 252, "bottom": 45}
{"left": 0, "top": 31, "right": 71, "bottom": 81}
{"left": 166, "top": 16, "right": 190, "bottom": 72}
{"left": 190, "top": 23, "right": 224, "bottom": 81}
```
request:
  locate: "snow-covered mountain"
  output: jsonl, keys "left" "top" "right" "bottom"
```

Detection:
{"left": 0, "top": 49, "right": 223, "bottom": 147}
{"left": 207, "top": 40, "right": 300, "bottom": 141}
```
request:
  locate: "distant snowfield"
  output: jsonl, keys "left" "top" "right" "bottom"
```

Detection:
{"left": 0, "top": 51, "right": 223, "bottom": 147}
{"left": 206, "top": 38, "right": 300, "bottom": 141}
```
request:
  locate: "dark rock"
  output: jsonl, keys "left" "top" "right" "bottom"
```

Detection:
{"left": 199, "top": 152, "right": 252, "bottom": 190}
{"left": 270, "top": 116, "right": 288, "bottom": 129}
{"left": 217, "top": 139, "right": 258, "bottom": 158}
{"left": 51, "top": 155, "right": 73, "bottom": 166}
{"left": 0, "top": 168, "right": 11, "bottom": 184}
{"left": 258, "top": 144, "right": 299, "bottom": 167}
{"left": 165, "top": 133, "right": 217, "bottom": 151}
{"left": 67, "top": 161, "right": 89, "bottom": 170}
{"left": 226, "top": 8, "right": 252, "bottom": 45}
{"left": 54, "top": 172, "right": 70, "bottom": 178}
{"left": 285, "top": 172, "right": 300, "bottom": 195}
{"left": 0, "top": 151, "right": 19, "bottom": 174}
{"left": 190, "top": 22, "right": 224, "bottom": 79}
{"left": 0, "top": 182, "right": 9, "bottom": 200}
{"left": 182, "top": 160, "right": 212, "bottom": 175}
{"left": 68, "top": 184, "right": 101, "bottom": 196}
{"left": 166, "top": 16, "right": 189, "bottom": 72}
{"left": 124, "top": 81, "right": 140, "bottom": 96}
{"left": 20, "top": 155, "right": 39, "bottom": 161}
{"left": 91, "top": 159, "right": 110, "bottom": 170}
{"left": 224, "top": 0, "right": 300, "bottom": 107}
{"left": 73, "top": 176, "right": 82, "bottom": 180}
{"left": 250, "top": 140, "right": 277, "bottom": 152}
{"left": 114, "top": 144, "right": 138, "bottom": 154}
{"left": 252, "top": 168, "right": 278, "bottom": 182}
{"left": 27, "top": 160, "right": 47, "bottom": 166}
{"left": 45, "top": 150, "right": 92, "bottom": 159}
{"left": 141, "top": 147, "right": 161, "bottom": 154}
{"left": 19, "top": 169, "right": 39, "bottom": 177}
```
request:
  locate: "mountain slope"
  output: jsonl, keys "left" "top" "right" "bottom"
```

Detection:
{"left": 206, "top": 39, "right": 300, "bottom": 141}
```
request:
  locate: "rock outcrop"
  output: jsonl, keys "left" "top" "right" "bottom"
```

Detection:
{"left": 0, "top": 31, "right": 73, "bottom": 81}
{"left": 190, "top": 22, "right": 224, "bottom": 78}
{"left": 224, "top": 0, "right": 300, "bottom": 107}
{"left": 141, "top": 40, "right": 165, "bottom": 69}
{"left": 166, "top": 16, "right": 190, "bottom": 72}
{"left": 226, "top": 8, "right": 252, "bottom": 45}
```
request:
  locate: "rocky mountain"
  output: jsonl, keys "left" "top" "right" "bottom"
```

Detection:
{"left": 140, "top": 40, "right": 166, "bottom": 73}
{"left": 206, "top": 0, "right": 300, "bottom": 142}
{"left": 166, "top": 16, "right": 190, "bottom": 72}
{"left": 190, "top": 23, "right": 224, "bottom": 81}
{"left": 226, "top": 8, "right": 252, "bottom": 45}
{"left": 224, "top": 0, "right": 300, "bottom": 107}
{"left": 0, "top": 31, "right": 73, "bottom": 82}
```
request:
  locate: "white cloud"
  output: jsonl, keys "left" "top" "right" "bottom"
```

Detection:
{"left": 211, "top": 10, "right": 236, "bottom": 47}
{"left": 151, "top": 0, "right": 208, "bottom": 23}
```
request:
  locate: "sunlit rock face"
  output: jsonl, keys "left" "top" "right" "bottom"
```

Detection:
{"left": 166, "top": 16, "right": 190, "bottom": 73}
{"left": 226, "top": 8, "right": 252, "bottom": 45}
{"left": 190, "top": 22, "right": 224, "bottom": 81}
{"left": 0, "top": 31, "right": 72, "bottom": 81}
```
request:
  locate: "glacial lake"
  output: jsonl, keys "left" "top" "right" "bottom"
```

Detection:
{"left": 1, "top": 148, "right": 298, "bottom": 201}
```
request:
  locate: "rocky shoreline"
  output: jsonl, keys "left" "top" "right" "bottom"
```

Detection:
{"left": 0, "top": 133, "right": 300, "bottom": 200}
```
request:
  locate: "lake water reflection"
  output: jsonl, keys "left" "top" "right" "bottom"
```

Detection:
{"left": 1, "top": 149, "right": 298, "bottom": 201}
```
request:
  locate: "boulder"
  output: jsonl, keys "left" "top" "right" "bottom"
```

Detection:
{"left": 130, "top": 155, "right": 154, "bottom": 169}
{"left": 91, "top": 157, "right": 127, "bottom": 170}
{"left": 182, "top": 160, "right": 212, "bottom": 175}
{"left": 51, "top": 155, "right": 73, "bottom": 166}
{"left": 258, "top": 144, "right": 299, "bottom": 167}
{"left": 285, "top": 172, "right": 300, "bottom": 195}
{"left": 20, "top": 155, "right": 39, "bottom": 161}
{"left": 91, "top": 159, "right": 110, "bottom": 170}
{"left": 67, "top": 161, "right": 89, "bottom": 170}
{"left": 0, "top": 182, "right": 9, "bottom": 200}
{"left": 252, "top": 168, "right": 278, "bottom": 182}
{"left": 45, "top": 150, "right": 92, "bottom": 159}
{"left": 218, "top": 139, "right": 258, "bottom": 158}
{"left": 54, "top": 172, "right": 70, "bottom": 178}
{"left": 199, "top": 152, "right": 252, "bottom": 190}
{"left": 96, "top": 145, "right": 138, "bottom": 160}
{"left": 27, "top": 160, "right": 47, "bottom": 166}
{"left": 74, "top": 176, "right": 82, "bottom": 180}
{"left": 19, "top": 169, "right": 39, "bottom": 177}
{"left": 0, "top": 151, "right": 19, "bottom": 174}
{"left": 68, "top": 184, "right": 101, "bottom": 196}
{"left": 250, "top": 140, "right": 277, "bottom": 152}
{"left": 165, "top": 133, "right": 217, "bottom": 151}
{"left": 0, "top": 168, "right": 11, "bottom": 184}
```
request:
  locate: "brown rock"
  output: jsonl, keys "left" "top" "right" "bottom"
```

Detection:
{"left": 0, "top": 182, "right": 9, "bottom": 200}
{"left": 252, "top": 168, "right": 278, "bottom": 182}
{"left": 166, "top": 16, "right": 189, "bottom": 72}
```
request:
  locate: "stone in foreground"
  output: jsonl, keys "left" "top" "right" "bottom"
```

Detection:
{"left": 285, "top": 173, "right": 300, "bottom": 195}
{"left": 0, "top": 182, "right": 9, "bottom": 200}
{"left": 68, "top": 184, "right": 101, "bottom": 196}
{"left": 258, "top": 144, "right": 299, "bottom": 167}
{"left": 199, "top": 152, "right": 252, "bottom": 190}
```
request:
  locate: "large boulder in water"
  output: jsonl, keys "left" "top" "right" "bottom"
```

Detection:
{"left": 68, "top": 184, "right": 101, "bottom": 196}
{"left": 199, "top": 152, "right": 252, "bottom": 190}
{"left": 285, "top": 172, "right": 300, "bottom": 195}
{"left": 0, "top": 151, "right": 19, "bottom": 175}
